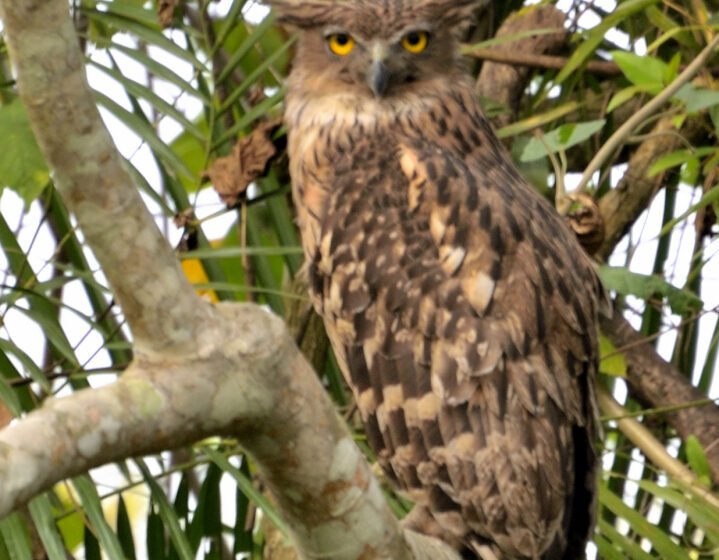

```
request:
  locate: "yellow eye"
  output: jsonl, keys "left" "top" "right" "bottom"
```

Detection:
{"left": 401, "top": 31, "right": 429, "bottom": 54}
{"left": 327, "top": 33, "right": 355, "bottom": 56}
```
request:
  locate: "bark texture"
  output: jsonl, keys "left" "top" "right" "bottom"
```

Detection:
{"left": 475, "top": 5, "right": 567, "bottom": 126}
{"left": 596, "top": 116, "right": 708, "bottom": 261}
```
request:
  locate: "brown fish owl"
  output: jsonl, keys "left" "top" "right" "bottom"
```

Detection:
{"left": 269, "top": 1, "right": 604, "bottom": 558}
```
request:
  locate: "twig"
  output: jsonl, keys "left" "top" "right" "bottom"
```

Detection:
{"left": 600, "top": 311, "right": 719, "bottom": 483}
{"left": 463, "top": 46, "right": 623, "bottom": 76}
{"left": 598, "top": 387, "right": 719, "bottom": 510}
{"left": 600, "top": 397, "right": 719, "bottom": 423}
{"left": 577, "top": 34, "right": 719, "bottom": 193}
{"left": 535, "top": 131, "right": 569, "bottom": 215}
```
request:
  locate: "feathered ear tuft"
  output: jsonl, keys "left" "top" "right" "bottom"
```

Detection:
{"left": 264, "top": 0, "right": 347, "bottom": 29}
{"left": 415, "top": 0, "right": 487, "bottom": 26}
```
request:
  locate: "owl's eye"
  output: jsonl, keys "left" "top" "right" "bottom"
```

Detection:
{"left": 401, "top": 31, "right": 429, "bottom": 54}
{"left": 327, "top": 33, "right": 355, "bottom": 56}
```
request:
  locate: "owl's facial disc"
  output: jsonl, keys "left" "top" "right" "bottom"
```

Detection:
{"left": 318, "top": 23, "right": 442, "bottom": 99}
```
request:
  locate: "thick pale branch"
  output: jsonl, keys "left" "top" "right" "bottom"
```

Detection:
{"left": 0, "top": 303, "right": 458, "bottom": 559}
{"left": 0, "top": 304, "right": 270, "bottom": 516}
{"left": 0, "top": 0, "right": 208, "bottom": 356}
{"left": 0, "top": 1, "right": 462, "bottom": 558}
{"left": 0, "top": 303, "right": 270, "bottom": 513}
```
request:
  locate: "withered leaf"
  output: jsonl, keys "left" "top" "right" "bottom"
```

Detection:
{"left": 158, "top": 0, "right": 178, "bottom": 28}
{"left": 0, "top": 403, "right": 11, "bottom": 429}
{"left": 206, "top": 117, "right": 282, "bottom": 207}
{"left": 173, "top": 208, "right": 196, "bottom": 229}
{"left": 564, "top": 192, "right": 605, "bottom": 255}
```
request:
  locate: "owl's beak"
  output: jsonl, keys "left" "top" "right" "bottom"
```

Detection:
{"left": 369, "top": 61, "right": 389, "bottom": 97}
{"left": 368, "top": 43, "right": 390, "bottom": 97}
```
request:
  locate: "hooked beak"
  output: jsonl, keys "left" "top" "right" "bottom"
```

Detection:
{"left": 368, "top": 43, "right": 390, "bottom": 97}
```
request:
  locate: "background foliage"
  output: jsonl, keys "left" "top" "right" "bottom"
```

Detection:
{"left": 0, "top": 0, "right": 718, "bottom": 558}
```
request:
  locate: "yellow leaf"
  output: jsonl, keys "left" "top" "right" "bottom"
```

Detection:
{"left": 53, "top": 481, "right": 148, "bottom": 552}
{"left": 181, "top": 258, "right": 218, "bottom": 303}
{"left": 599, "top": 335, "right": 627, "bottom": 377}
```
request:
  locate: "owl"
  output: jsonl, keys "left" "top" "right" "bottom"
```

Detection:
{"left": 268, "top": 1, "right": 604, "bottom": 558}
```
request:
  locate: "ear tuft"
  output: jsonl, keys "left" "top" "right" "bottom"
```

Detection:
{"left": 264, "top": 0, "right": 345, "bottom": 29}
{"left": 416, "top": 0, "right": 487, "bottom": 26}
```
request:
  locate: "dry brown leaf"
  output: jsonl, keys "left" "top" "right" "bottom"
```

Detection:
{"left": 565, "top": 192, "right": 605, "bottom": 255}
{"left": 0, "top": 402, "right": 13, "bottom": 429}
{"left": 158, "top": 0, "right": 178, "bottom": 28}
{"left": 247, "top": 86, "right": 268, "bottom": 107}
{"left": 206, "top": 117, "right": 282, "bottom": 207}
{"left": 174, "top": 208, "right": 196, "bottom": 230}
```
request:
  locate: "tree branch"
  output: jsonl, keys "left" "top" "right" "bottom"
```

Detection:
{"left": 0, "top": 1, "right": 460, "bottom": 558}
{"left": 474, "top": 5, "right": 567, "bottom": 127}
{"left": 595, "top": 115, "right": 707, "bottom": 260}
{"left": 600, "top": 311, "right": 719, "bottom": 484}
{"left": 597, "top": 387, "right": 719, "bottom": 510}
{"left": 466, "top": 47, "right": 622, "bottom": 77}
{"left": 577, "top": 34, "right": 719, "bottom": 193}
{"left": 1, "top": 0, "right": 208, "bottom": 357}
{"left": 588, "top": 71, "right": 719, "bottom": 485}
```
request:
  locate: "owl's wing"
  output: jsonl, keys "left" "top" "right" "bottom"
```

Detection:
{"left": 397, "top": 141, "right": 603, "bottom": 406}
{"left": 402, "top": 142, "right": 602, "bottom": 555}
{"left": 313, "top": 141, "right": 602, "bottom": 557}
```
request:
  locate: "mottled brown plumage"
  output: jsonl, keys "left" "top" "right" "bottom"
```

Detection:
{"left": 269, "top": 1, "right": 604, "bottom": 558}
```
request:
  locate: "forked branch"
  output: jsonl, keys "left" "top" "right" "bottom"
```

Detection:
{"left": 0, "top": 1, "right": 458, "bottom": 558}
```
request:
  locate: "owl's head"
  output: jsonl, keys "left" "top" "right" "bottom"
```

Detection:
{"left": 267, "top": 0, "right": 484, "bottom": 99}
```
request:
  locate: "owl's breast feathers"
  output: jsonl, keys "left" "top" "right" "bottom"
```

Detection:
{"left": 286, "top": 80, "right": 603, "bottom": 559}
